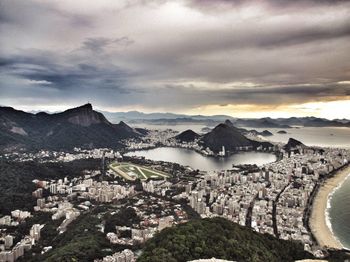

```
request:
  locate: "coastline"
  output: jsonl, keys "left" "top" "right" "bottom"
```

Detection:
{"left": 310, "top": 164, "right": 350, "bottom": 249}
{"left": 124, "top": 145, "right": 277, "bottom": 159}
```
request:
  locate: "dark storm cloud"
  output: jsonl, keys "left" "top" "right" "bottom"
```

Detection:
{"left": 0, "top": 0, "right": 90, "bottom": 28}
{"left": 0, "top": 50, "right": 135, "bottom": 95}
{"left": 113, "top": 37, "right": 135, "bottom": 47}
{"left": 222, "top": 84, "right": 350, "bottom": 104}
{"left": 0, "top": 0, "right": 350, "bottom": 114}
{"left": 254, "top": 22, "right": 350, "bottom": 48}
{"left": 82, "top": 37, "right": 135, "bottom": 53}
{"left": 153, "top": 82, "right": 350, "bottom": 108}
{"left": 82, "top": 38, "right": 112, "bottom": 53}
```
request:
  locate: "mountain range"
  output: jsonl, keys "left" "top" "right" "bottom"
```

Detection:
{"left": 101, "top": 111, "right": 350, "bottom": 128}
{"left": 3, "top": 104, "right": 270, "bottom": 152}
{"left": 0, "top": 104, "right": 142, "bottom": 151}
{"left": 0, "top": 104, "right": 316, "bottom": 153}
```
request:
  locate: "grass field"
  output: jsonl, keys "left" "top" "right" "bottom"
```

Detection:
{"left": 109, "top": 162, "right": 169, "bottom": 181}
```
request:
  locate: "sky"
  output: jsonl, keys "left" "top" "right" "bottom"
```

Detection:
{"left": 1, "top": 0, "right": 350, "bottom": 119}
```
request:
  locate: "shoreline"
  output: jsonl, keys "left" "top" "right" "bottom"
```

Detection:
{"left": 310, "top": 164, "right": 350, "bottom": 249}
{"left": 124, "top": 145, "right": 277, "bottom": 159}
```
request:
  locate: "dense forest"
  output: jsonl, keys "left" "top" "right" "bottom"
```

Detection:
{"left": 104, "top": 207, "right": 140, "bottom": 233}
{"left": 137, "top": 217, "right": 313, "bottom": 262}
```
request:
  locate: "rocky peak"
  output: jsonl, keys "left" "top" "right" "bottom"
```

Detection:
{"left": 175, "top": 129, "right": 200, "bottom": 142}
{"left": 118, "top": 121, "right": 134, "bottom": 132}
{"left": 224, "top": 119, "right": 234, "bottom": 127}
{"left": 284, "top": 138, "right": 305, "bottom": 150}
{"left": 58, "top": 103, "right": 109, "bottom": 127}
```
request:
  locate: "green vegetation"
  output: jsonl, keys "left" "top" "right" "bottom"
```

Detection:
{"left": 0, "top": 159, "right": 101, "bottom": 215}
{"left": 141, "top": 168, "right": 161, "bottom": 178}
{"left": 104, "top": 207, "right": 140, "bottom": 233}
{"left": 326, "top": 250, "right": 350, "bottom": 261}
{"left": 137, "top": 217, "right": 313, "bottom": 262}
{"left": 25, "top": 210, "right": 113, "bottom": 262}
{"left": 17, "top": 213, "right": 64, "bottom": 261}
{"left": 121, "top": 165, "right": 144, "bottom": 178}
{"left": 110, "top": 162, "right": 168, "bottom": 181}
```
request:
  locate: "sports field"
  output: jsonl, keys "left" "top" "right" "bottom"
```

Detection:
{"left": 109, "top": 162, "right": 169, "bottom": 181}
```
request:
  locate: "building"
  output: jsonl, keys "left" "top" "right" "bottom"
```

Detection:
{"left": 4, "top": 235, "right": 13, "bottom": 249}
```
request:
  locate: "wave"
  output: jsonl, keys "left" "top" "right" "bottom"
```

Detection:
{"left": 325, "top": 172, "right": 350, "bottom": 248}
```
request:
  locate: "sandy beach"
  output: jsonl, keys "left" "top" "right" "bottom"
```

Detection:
{"left": 310, "top": 165, "right": 350, "bottom": 249}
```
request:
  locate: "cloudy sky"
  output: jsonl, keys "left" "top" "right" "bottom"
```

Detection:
{"left": 1, "top": 0, "right": 350, "bottom": 118}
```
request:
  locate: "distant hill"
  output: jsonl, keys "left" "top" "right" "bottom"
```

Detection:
{"left": 233, "top": 118, "right": 291, "bottom": 128}
{"left": 175, "top": 129, "right": 200, "bottom": 142}
{"left": 137, "top": 217, "right": 312, "bottom": 262}
{"left": 237, "top": 128, "right": 273, "bottom": 137}
{"left": 0, "top": 104, "right": 142, "bottom": 151}
{"left": 195, "top": 120, "right": 275, "bottom": 153}
{"left": 261, "top": 130, "right": 273, "bottom": 136}
{"left": 199, "top": 120, "right": 252, "bottom": 153}
{"left": 101, "top": 111, "right": 350, "bottom": 128}
{"left": 284, "top": 138, "right": 306, "bottom": 151}
{"left": 277, "top": 130, "right": 287, "bottom": 134}
{"left": 274, "top": 117, "right": 350, "bottom": 127}
{"left": 101, "top": 110, "right": 232, "bottom": 123}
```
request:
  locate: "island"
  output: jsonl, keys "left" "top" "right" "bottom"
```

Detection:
{"left": 277, "top": 130, "right": 287, "bottom": 134}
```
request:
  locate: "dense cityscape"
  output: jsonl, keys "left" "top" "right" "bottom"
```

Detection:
{"left": 1, "top": 128, "right": 349, "bottom": 261}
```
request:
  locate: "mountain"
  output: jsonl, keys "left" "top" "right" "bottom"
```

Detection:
{"left": 233, "top": 118, "right": 291, "bottom": 128}
{"left": 101, "top": 111, "right": 189, "bottom": 123}
{"left": 0, "top": 104, "right": 142, "bottom": 151}
{"left": 101, "top": 111, "right": 350, "bottom": 128}
{"left": 100, "top": 110, "right": 233, "bottom": 123}
{"left": 175, "top": 129, "right": 200, "bottom": 142}
{"left": 200, "top": 120, "right": 252, "bottom": 152}
{"left": 277, "top": 130, "right": 287, "bottom": 134}
{"left": 261, "top": 130, "right": 273, "bottom": 136}
{"left": 334, "top": 118, "right": 350, "bottom": 124}
{"left": 237, "top": 127, "right": 274, "bottom": 137}
{"left": 198, "top": 120, "right": 275, "bottom": 152}
{"left": 275, "top": 117, "right": 350, "bottom": 127}
{"left": 284, "top": 138, "right": 305, "bottom": 151}
{"left": 138, "top": 217, "right": 312, "bottom": 262}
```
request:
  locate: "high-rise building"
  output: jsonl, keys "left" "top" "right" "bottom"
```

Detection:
{"left": 264, "top": 171, "right": 270, "bottom": 182}
{"left": 4, "top": 235, "right": 13, "bottom": 249}
{"left": 30, "top": 224, "right": 41, "bottom": 241}
{"left": 37, "top": 198, "right": 45, "bottom": 209}
{"left": 49, "top": 184, "right": 57, "bottom": 194}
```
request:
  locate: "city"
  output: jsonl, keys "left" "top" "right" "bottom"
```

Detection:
{"left": 1, "top": 131, "right": 349, "bottom": 261}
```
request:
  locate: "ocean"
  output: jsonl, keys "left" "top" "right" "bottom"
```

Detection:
{"left": 131, "top": 123, "right": 350, "bottom": 148}
{"left": 328, "top": 173, "right": 350, "bottom": 249}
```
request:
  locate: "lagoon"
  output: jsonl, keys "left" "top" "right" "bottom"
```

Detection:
{"left": 125, "top": 147, "right": 277, "bottom": 172}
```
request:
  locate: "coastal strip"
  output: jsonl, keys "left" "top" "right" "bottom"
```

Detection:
{"left": 310, "top": 164, "right": 350, "bottom": 249}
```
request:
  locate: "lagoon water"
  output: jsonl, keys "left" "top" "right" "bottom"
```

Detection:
{"left": 125, "top": 147, "right": 277, "bottom": 171}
